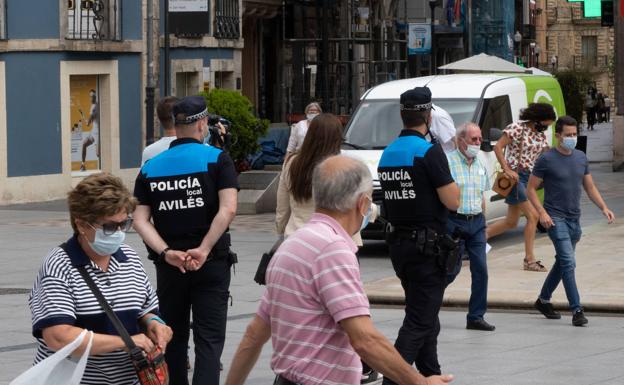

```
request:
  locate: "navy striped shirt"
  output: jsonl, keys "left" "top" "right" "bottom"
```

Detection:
{"left": 29, "top": 235, "right": 159, "bottom": 385}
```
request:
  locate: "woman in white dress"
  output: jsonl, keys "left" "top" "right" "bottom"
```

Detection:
{"left": 285, "top": 102, "right": 322, "bottom": 161}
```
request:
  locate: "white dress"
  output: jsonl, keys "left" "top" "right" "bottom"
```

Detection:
{"left": 286, "top": 119, "right": 310, "bottom": 153}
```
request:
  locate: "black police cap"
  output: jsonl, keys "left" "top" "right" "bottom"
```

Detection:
{"left": 173, "top": 96, "right": 208, "bottom": 125}
{"left": 400, "top": 87, "right": 433, "bottom": 111}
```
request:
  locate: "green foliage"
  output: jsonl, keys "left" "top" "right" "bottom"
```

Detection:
{"left": 553, "top": 69, "right": 594, "bottom": 124}
{"left": 200, "top": 89, "right": 269, "bottom": 166}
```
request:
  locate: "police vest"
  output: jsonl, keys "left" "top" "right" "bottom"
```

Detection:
{"left": 377, "top": 130, "right": 453, "bottom": 232}
{"left": 135, "top": 138, "right": 239, "bottom": 255}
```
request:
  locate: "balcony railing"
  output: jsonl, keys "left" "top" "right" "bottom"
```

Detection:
{"left": 66, "top": 0, "right": 120, "bottom": 40}
{"left": 214, "top": 0, "right": 240, "bottom": 39}
{"left": 572, "top": 55, "right": 608, "bottom": 71}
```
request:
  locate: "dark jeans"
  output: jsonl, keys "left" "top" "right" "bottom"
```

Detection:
{"left": 539, "top": 217, "right": 582, "bottom": 312}
{"left": 445, "top": 214, "right": 488, "bottom": 321}
{"left": 383, "top": 238, "right": 445, "bottom": 385}
{"left": 156, "top": 257, "right": 231, "bottom": 385}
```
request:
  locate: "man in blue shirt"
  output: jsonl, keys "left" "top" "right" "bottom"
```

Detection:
{"left": 445, "top": 123, "right": 494, "bottom": 331}
{"left": 528, "top": 116, "right": 615, "bottom": 327}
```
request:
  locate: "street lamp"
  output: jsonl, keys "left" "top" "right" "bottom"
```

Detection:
{"left": 514, "top": 31, "right": 522, "bottom": 65}
{"left": 530, "top": 41, "right": 536, "bottom": 68}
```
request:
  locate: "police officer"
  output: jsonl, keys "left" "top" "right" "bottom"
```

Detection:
{"left": 133, "top": 96, "right": 238, "bottom": 385}
{"left": 378, "top": 87, "right": 459, "bottom": 384}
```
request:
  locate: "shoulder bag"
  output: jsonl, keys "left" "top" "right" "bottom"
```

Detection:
{"left": 61, "top": 243, "right": 169, "bottom": 385}
{"left": 492, "top": 126, "right": 524, "bottom": 198}
{"left": 254, "top": 238, "right": 284, "bottom": 285}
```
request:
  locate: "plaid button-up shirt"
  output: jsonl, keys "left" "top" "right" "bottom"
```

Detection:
{"left": 446, "top": 149, "right": 489, "bottom": 215}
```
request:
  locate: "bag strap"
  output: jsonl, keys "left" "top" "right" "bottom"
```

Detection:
{"left": 516, "top": 124, "right": 525, "bottom": 170}
{"left": 59, "top": 243, "right": 138, "bottom": 352}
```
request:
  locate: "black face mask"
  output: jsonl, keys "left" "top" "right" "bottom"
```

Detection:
{"left": 534, "top": 122, "right": 548, "bottom": 133}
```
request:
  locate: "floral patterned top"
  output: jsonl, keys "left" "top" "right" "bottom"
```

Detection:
{"left": 503, "top": 121, "right": 549, "bottom": 171}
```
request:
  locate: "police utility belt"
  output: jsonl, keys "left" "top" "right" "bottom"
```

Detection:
{"left": 388, "top": 225, "right": 437, "bottom": 252}
{"left": 387, "top": 224, "right": 461, "bottom": 272}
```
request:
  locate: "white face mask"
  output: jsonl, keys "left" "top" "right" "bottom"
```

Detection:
{"left": 306, "top": 113, "right": 319, "bottom": 121}
{"left": 88, "top": 228, "right": 125, "bottom": 256}
{"left": 465, "top": 144, "right": 480, "bottom": 158}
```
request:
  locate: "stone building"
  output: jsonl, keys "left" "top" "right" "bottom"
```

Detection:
{"left": 0, "top": 0, "right": 243, "bottom": 204}
{"left": 540, "top": 0, "right": 615, "bottom": 99}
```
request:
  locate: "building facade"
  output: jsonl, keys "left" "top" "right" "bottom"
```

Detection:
{"left": 542, "top": 0, "right": 615, "bottom": 97}
{"left": 240, "top": 0, "right": 541, "bottom": 121}
{"left": 0, "top": 0, "right": 243, "bottom": 204}
{"left": 242, "top": 0, "right": 410, "bottom": 123}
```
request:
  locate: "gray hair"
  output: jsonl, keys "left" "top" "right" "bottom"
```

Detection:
{"left": 305, "top": 102, "right": 323, "bottom": 114}
{"left": 312, "top": 155, "right": 372, "bottom": 213}
{"left": 455, "top": 122, "right": 480, "bottom": 139}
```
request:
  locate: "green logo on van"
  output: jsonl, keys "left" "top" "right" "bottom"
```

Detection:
{"left": 520, "top": 76, "right": 566, "bottom": 119}
{"left": 519, "top": 75, "right": 567, "bottom": 146}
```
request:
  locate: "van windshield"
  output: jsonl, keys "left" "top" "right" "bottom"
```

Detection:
{"left": 344, "top": 99, "right": 479, "bottom": 149}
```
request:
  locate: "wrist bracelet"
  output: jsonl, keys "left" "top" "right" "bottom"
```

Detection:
{"left": 159, "top": 247, "right": 171, "bottom": 261}
{"left": 147, "top": 315, "right": 166, "bottom": 326}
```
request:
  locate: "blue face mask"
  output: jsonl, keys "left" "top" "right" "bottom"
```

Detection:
{"left": 561, "top": 136, "right": 577, "bottom": 151}
{"left": 88, "top": 228, "right": 125, "bottom": 256}
{"left": 360, "top": 203, "right": 372, "bottom": 232}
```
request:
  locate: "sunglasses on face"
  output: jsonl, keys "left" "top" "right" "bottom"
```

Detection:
{"left": 88, "top": 217, "right": 133, "bottom": 235}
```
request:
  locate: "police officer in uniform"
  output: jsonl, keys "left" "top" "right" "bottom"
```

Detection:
{"left": 378, "top": 87, "right": 459, "bottom": 384}
{"left": 133, "top": 96, "right": 238, "bottom": 385}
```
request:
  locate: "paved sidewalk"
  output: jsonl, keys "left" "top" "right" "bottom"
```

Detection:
{"left": 583, "top": 121, "right": 613, "bottom": 162}
{"left": 365, "top": 219, "right": 624, "bottom": 312}
{"left": 0, "top": 122, "right": 622, "bottom": 384}
{"left": 365, "top": 121, "right": 624, "bottom": 311}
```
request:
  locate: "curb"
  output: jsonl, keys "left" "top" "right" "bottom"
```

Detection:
{"left": 368, "top": 293, "right": 624, "bottom": 313}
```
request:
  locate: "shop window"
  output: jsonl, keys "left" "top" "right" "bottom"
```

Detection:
{"left": 175, "top": 72, "right": 201, "bottom": 97}
{"left": 67, "top": 0, "right": 121, "bottom": 40}
{"left": 0, "top": 0, "right": 5, "bottom": 39}
{"left": 70, "top": 75, "right": 102, "bottom": 173}
{"left": 214, "top": 71, "right": 235, "bottom": 90}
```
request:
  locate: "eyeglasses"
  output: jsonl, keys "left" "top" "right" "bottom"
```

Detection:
{"left": 462, "top": 136, "right": 482, "bottom": 144}
{"left": 88, "top": 217, "right": 133, "bottom": 235}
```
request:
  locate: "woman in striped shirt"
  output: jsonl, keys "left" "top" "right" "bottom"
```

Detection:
{"left": 28, "top": 173, "right": 172, "bottom": 385}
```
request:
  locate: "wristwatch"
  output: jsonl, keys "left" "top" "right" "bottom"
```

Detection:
{"left": 159, "top": 247, "right": 171, "bottom": 261}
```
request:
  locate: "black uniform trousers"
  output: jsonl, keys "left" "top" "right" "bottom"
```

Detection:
{"left": 156, "top": 257, "right": 231, "bottom": 385}
{"left": 382, "top": 238, "right": 445, "bottom": 385}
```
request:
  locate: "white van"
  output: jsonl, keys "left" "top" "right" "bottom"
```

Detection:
{"left": 342, "top": 73, "right": 566, "bottom": 239}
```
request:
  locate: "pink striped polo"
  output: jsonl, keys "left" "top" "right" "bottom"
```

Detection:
{"left": 258, "top": 213, "right": 371, "bottom": 385}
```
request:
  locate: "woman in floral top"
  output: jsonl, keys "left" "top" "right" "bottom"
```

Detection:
{"left": 487, "top": 103, "right": 556, "bottom": 271}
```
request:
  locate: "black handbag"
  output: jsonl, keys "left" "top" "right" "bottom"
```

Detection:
{"left": 254, "top": 238, "right": 283, "bottom": 285}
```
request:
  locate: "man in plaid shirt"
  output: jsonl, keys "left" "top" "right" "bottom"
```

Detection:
{"left": 445, "top": 123, "right": 494, "bottom": 331}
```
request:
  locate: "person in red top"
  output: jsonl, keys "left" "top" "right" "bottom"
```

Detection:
{"left": 486, "top": 103, "right": 556, "bottom": 272}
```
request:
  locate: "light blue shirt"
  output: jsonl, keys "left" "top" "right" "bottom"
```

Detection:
{"left": 446, "top": 149, "right": 489, "bottom": 215}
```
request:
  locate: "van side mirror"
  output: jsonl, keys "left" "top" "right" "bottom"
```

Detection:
{"left": 489, "top": 128, "right": 503, "bottom": 142}
{"left": 481, "top": 127, "right": 503, "bottom": 152}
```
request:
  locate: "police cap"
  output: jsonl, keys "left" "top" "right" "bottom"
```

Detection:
{"left": 173, "top": 96, "right": 208, "bottom": 125}
{"left": 400, "top": 87, "right": 433, "bottom": 111}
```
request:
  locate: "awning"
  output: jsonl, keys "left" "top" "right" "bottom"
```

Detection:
{"left": 438, "top": 53, "right": 532, "bottom": 73}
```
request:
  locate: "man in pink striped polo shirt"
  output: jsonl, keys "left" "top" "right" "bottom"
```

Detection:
{"left": 225, "top": 155, "right": 453, "bottom": 385}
